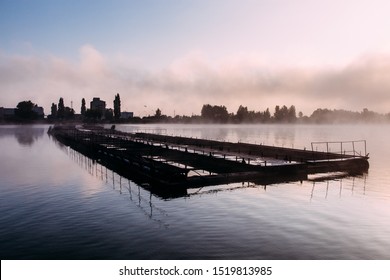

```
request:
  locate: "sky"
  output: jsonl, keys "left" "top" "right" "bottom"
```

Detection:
{"left": 1, "top": 0, "right": 390, "bottom": 117}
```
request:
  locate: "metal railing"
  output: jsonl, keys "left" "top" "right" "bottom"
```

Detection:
{"left": 311, "top": 140, "right": 367, "bottom": 157}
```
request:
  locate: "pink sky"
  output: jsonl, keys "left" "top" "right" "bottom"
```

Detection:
{"left": 1, "top": 0, "right": 390, "bottom": 116}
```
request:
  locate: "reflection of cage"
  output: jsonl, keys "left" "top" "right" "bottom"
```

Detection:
{"left": 58, "top": 137, "right": 368, "bottom": 204}
{"left": 63, "top": 146, "right": 169, "bottom": 222}
{"left": 309, "top": 172, "right": 368, "bottom": 201}
{"left": 311, "top": 140, "right": 367, "bottom": 157}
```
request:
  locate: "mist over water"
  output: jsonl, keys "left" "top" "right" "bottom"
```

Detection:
{"left": 1, "top": 124, "right": 390, "bottom": 259}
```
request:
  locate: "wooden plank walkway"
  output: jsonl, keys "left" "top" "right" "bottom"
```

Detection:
{"left": 48, "top": 125, "right": 369, "bottom": 189}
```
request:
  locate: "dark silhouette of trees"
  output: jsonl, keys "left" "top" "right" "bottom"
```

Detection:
{"left": 85, "top": 109, "right": 102, "bottom": 120}
{"left": 310, "top": 108, "right": 332, "bottom": 123}
{"left": 273, "top": 105, "right": 296, "bottom": 123}
{"left": 361, "top": 108, "right": 381, "bottom": 122}
{"left": 233, "top": 105, "right": 272, "bottom": 123}
{"left": 57, "top": 98, "right": 65, "bottom": 119}
{"left": 274, "top": 105, "right": 287, "bottom": 122}
{"left": 201, "top": 104, "right": 229, "bottom": 122}
{"left": 47, "top": 98, "right": 74, "bottom": 120}
{"left": 287, "top": 105, "right": 297, "bottom": 122}
{"left": 263, "top": 108, "right": 271, "bottom": 122}
{"left": 64, "top": 107, "right": 75, "bottom": 119}
{"left": 113, "top": 93, "right": 121, "bottom": 120}
{"left": 155, "top": 108, "right": 162, "bottom": 118}
{"left": 11, "top": 100, "right": 44, "bottom": 122}
{"left": 236, "top": 105, "right": 249, "bottom": 122}
{"left": 50, "top": 103, "right": 58, "bottom": 118}
{"left": 139, "top": 108, "right": 171, "bottom": 123}
{"left": 15, "top": 101, "right": 38, "bottom": 120}
{"left": 274, "top": 105, "right": 281, "bottom": 121}
{"left": 81, "top": 98, "right": 86, "bottom": 116}
{"left": 105, "top": 108, "right": 114, "bottom": 121}
{"left": 309, "top": 108, "right": 383, "bottom": 123}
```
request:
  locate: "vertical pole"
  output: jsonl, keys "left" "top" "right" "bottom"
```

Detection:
{"left": 149, "top": 192, "right": 153, "bottom": 217}
{"left": 128, "top": 179, "right": 132, "bottom": 199}
{"left": 138, "top": 185, "right": 141, "bottom": 205}
{"left": 364, "top": 140, "right": 367, "bottom": 156}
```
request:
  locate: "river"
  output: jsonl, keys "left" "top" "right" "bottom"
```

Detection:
{"left": 0, "top": 124, "right": 389, "bottom": 259}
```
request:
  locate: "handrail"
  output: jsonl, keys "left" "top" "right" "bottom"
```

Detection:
{"left": 311, "top": 140, "right": 367, "bottom": 157}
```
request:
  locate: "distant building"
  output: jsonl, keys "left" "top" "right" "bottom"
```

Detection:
{"left": 0, "top": 107, "right": 15, "bottom": 120}
{"left": 120, "top": 111, "right": 134, "bottom": 119}
{"left": 32, "top": 106, "right": 45, "bottom": 118}
{"left": 90, "top": 98, "right": 106, "bottom": 115}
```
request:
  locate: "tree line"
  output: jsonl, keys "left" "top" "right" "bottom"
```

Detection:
{"left": 144, "top": 104, "right": 390, "bottom": 124}
{"left": 198, "top": 104, "right": 390, "bottom": 124}
{"left": 4, "top": 98, "right": 390, "bottom": 124}
{"left": 199, "top": 104, "right": 295, "bottom": 123}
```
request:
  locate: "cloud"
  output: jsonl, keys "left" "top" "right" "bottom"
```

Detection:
{"left": 1, "top": 45, "right": 390, "bottom": 116}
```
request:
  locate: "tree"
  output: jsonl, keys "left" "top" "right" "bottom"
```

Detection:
{"left": 51, "top": 103, "right": 58, "bottom": 118}
{"left": 105, "top": 109, "right": 114, "bottom": 121}
{"left": 274, "top": 105, "right": 280, "bottom": 121}
{"left": 64, "top": 107, "right": 75, "bottom": 119}
{"left": 287, "top": 105, "right": 297, "bottom": 122}
{"left": 264, "top": 108, "right": 271, "bottom": 122}
{"left": 155, "top": 108, "right": 162, "bottom": 118}
{"left": 236, "top": 105, "right": 249, "bottom": 122}
{"left": 81, "top": 98, "right": 86, "bottom": 115}
{"left": 310, "top": 108, "right": 332, "bottom": 123}
{"left": 85, "top": 109, "right": 102, "bottom": 120}
{"left": 58, "top": 98, "right": 65, "bottom": 119}
{"left": 113, "top": 93, "right": 121, "bottom": 120}
{"left": 15, "top": 100, "right": 38, "bottom": 120}
{"left": 201, "top": 104, "right": 229, "bottom": 122}
{"left": 201, "top": 104, "right": 212, "bottom": 119}
{"left": 274, "top": 105, "right": 290, "bottom": 122}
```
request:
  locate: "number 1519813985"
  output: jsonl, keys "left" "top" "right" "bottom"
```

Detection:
{"left": 212, "top": 266, "right": 272, "bottom": 276}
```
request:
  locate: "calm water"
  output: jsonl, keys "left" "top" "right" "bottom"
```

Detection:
{"left": 1, "top": 124, "right": 390, "bottom": 260}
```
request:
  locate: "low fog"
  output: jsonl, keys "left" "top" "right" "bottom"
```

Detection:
{"left": 1, "top": 45, "right": 390, "bottom": 116}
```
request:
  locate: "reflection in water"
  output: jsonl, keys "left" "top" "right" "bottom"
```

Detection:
{"left": 62, "top": 144, "right": 169, "bottom": 225}
{"left": 0, "top": 126, "right": 45, "bottom": 146}
{"left": 309, "top": 173, "right": 367, "bottom": 201}
{"left": 1, "top": 124, "right": 390, "bottom": 260}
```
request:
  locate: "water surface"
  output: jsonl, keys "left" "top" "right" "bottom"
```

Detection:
{"left": 1, "top": 124, "right": 389, "bottom": 259}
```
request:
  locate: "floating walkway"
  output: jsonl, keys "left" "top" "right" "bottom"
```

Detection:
{"left": 48, "top": 125, "right": 369, "bottom": 189}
